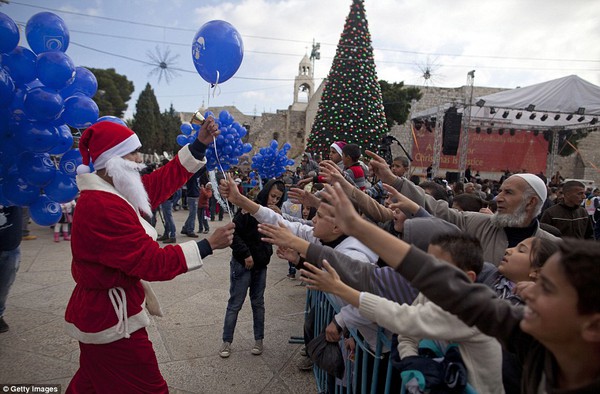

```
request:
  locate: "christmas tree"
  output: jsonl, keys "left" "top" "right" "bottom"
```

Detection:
{"left": 306, "top": 0, "right": 388, "bottom": 156}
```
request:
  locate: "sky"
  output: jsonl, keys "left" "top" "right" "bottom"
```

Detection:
{"left": 2, "top": 0, "right": 599, "bottom": 120}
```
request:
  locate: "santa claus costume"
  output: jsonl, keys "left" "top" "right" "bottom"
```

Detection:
{"left": 65, "top": 121, "right": 212, "bottom": 393}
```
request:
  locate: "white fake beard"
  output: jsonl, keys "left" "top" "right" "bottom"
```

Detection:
{"left": 105, "top": 156, "right": 152, "bottom": 217}
{"left": 490, "top": 202, "right": 529, "bottom": 228}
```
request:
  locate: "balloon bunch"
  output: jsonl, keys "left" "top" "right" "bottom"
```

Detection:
{"left": 251, "top": 141, "right": 294, "bottom": 180}
{"left": 0, "top": 12, "right": 99, "bottom": 225}
{"left": 176, "top": 110, "right": 252, "bottom": 171}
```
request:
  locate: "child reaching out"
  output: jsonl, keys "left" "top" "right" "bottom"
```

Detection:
{"left": 300, "top": 182, "right": 600, "bottom": 394}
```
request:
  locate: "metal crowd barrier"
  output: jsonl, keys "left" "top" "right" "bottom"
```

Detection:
{"left": 306, "top": 289, "right": 395, "bottom": 394}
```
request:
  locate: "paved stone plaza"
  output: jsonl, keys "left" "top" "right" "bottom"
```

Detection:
{"left": 0, "top": 209, "right": 316, "bottom": 393}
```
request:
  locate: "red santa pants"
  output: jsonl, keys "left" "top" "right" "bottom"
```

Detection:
{"left": 66, "top": 328, "right": 168, "bottom": 394}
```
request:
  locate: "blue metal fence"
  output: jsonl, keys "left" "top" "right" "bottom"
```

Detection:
{"left": 306, "top": 289, "right": 395, "bottom": 394}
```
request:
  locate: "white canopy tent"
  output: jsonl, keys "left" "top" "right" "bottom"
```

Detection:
{"left": 411, "top": 75, "right": 600, "bottom": 178}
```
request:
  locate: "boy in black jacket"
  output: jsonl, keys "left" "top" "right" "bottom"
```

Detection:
{"left": 219, "top": 179, "right": 285, "bottom": 358}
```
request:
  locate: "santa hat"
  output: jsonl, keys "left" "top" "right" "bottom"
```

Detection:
{"left": 77, "top": 121, "right": 142, "bottom": 174}
{"left": 510, "top": 173, "right": 547, "bottom": 201}
{"left": 330, "top": 141, "right": 347, "bottom": 156}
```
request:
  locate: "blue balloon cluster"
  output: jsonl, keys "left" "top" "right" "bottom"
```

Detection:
{"left": 251, "top": 140, "right": 294, "bottom": 179}
{"left": 175, "top": 110, "right": 252, "bottom": 171}
{"left": 0, "top": 12, "right": 97, "bottom": 225}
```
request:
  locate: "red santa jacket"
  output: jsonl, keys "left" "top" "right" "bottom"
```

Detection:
{"left": 65, "top": 146, "right": 206, "bottom": 344}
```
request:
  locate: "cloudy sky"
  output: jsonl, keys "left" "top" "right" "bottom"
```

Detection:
{"left": 3, "top": 0, "right": 599, "bottom": 119}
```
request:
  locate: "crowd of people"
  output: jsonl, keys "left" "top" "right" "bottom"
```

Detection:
{"left": 1, "top": 120, "right": 599, "bottom": 393}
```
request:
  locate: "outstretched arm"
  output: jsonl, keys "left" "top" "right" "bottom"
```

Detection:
{"left": 218, "top": 174, "right": 260, "bottom": 214}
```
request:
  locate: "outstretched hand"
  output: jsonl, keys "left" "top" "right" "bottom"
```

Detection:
{"left": 300, "top": 260, "right": 341, "bottom": 293}
{"left": 365, "top": 150, "right": 396, "bottom": 184}
{"left": 319, "top": 183, "right": 362, "bottom": 237}
{"left": 319, "top": 161, "right": 349, "bottom": 189}
{"left": 288, "top": 188, "right": 320, "bottom": 208}
{"left": 196, "top": 116, "right": 219, "bottom": 146}
{"left": 218, "top": 174, "right": 242, "bottom": 205}
{"left": 258, "top": 222, "right": 295, "bottom": 248}
{"left": 207, "top": 222, "right": 235, "bottom": 250}
{"left": 384, "top": 184, "right": 420, "bottom": 215}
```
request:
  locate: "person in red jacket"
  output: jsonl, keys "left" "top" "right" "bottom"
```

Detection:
{"left": 198, "top": 182, "right": 213, "bottom": 233}
{"left": 65, "top": 119, "right": 234, "bottom": 394}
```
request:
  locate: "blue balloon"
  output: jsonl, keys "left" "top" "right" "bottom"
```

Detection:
{"left": 17, "top": 151, "right": 56, "bottom": 187}
{"left": 59, "top": 149, "right": 82, "bottom": 177}
{"left": 23, "top": 86, "right": 64, "bottom": 122}
{"left": 219, "top": 110, "right": 233, "bottom": 126}
{"left": 29, "top": 194, "right": 62, "bottom": 225}
{"left": 176, "top": 134, "right": 188, "bottom": 146}
{"left": 60, "top": 67, "right": 97, "bottom": 98}
{"left": 191, "top": 20, "right": 244, "bottom": 84}
{"left": 95, "top": 115, "right": 127, "bottom": 127}
{"left": 1, "top": 46, "right": 37, "bottom": 86}
{"left": 0, "top": 13, "right": 20, "bottom": 54}
{"left": 0, "top": 68, "right": 15, "bottom": 107}
{"left": 49, "top": 124, "right": 73, "bottom": 155}
{"left": 25, "top": 12, "right": 70, "bottom": 54}
{"left": 36, "top": 51, "right": 76, "bottom": 90}
{"left": 62, "top": 95, "right": 99, "bottom": 128}
{"left": 180, "top": 122, "right": 193, "bottom": 135}
{"left": 45, "top": 171, "right": 78, "bottom": 203}
{"left": 0, "top": 139, "right": 18, "bottom": 167}
{"left": 2, "top": 171, "right": 40, "bottom": 206}
{"left": 15, "top": 121, "right": 59, "bottom": 152}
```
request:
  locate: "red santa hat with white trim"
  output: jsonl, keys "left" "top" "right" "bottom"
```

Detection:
{"left": 76, "top": 121, "right": 142, "bottom": 175}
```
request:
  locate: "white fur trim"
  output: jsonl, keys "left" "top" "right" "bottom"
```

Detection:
{"left": 177, "top": 145, "right": 207, "bottom": 173}
{"left": 77, "top": 164, "right": 91, "bottom": 174}
{"left": 65, "top": 309, "right": 150, "bottom": 344}
{"left": 94, "top": 134, "right": 142, "bottom": 170}
{"left": 179, "top": 240, "right": 203, "bottom": 271}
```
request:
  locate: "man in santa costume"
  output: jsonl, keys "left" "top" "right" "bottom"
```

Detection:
{"left": 65, "top": 118, "right": 234, "bottom": 393}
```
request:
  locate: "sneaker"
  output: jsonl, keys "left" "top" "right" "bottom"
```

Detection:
{"left": 300, "top": 345, "right": 307, "bottom": 357}
{"left": 0, "top": 316, "right": 8, "bottom": 333}
{"left": 219, "top": 342, "right": 231, "bottom": 358}
{"left": 251, "top": 340, "right": 263, "bottom": 355}
{"left": 22, "top": 235, "right": 37, "bottom": 241}
{"left": 180, "top": 229, "right": 187, "bottom": 235}
{"left": 203, "top": 230, "right": 209, "bottom": 234}
{"left": 186, "top": 232, "right": 199, "bottom": 238}
{"left": 157, "top": 234, "right": 168, "bottom": 241}
{"left": 297, "top": 356, "right": 313, "bottom": 371}
{"left": 287, "top": 273, "right": 296, "bottom": 280}
{"left": 162, "top": 238, "right": 176, "bottom": 244}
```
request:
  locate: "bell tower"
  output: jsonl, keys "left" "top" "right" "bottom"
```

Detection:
{"left": 291, "top": 54, "right": 314, "bottom": 111}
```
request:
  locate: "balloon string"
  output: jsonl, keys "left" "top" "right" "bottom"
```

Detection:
{"left": 211, "top": 71, "right": 221, "bottom": 98}
{"left": 210, "top": 135, "right": 234, "bottom": 222}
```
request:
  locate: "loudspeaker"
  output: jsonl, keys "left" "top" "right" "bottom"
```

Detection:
{"left": 446, "top": 171, "right": 460, "bottom": 184}
{"left": 442, "top": 107, "right": 462, "bottom": 156}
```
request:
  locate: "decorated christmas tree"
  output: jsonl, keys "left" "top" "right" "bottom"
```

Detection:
{"left": 306, "top": 0, "right": 388, "bottom": 155}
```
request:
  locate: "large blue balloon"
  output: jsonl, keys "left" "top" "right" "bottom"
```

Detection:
{"left": 2, "top": 171, "right": 40, "bottom": 206}
{"left": 17, "top": 151, "right": 56, "bottom": 187}
{"left": 14, "top": 121, "right": 59, "bottom": 152}
{"left": 25, "top": 12, "right": 70, "bottom": 54}
{"left": 192, "top": 20, "right": 243, "bottom": 84}
{"left": 0, "top": 13, "right": 19, "bottom": 54}
{"left": 49, "top": 124, "right": 73, "bottom": 155}
{"left": 36, "top": 51, "right": 76, "bottom": 90}
{"left": 45, "top": 171, "right": 78, "bottom": 203}
{"left": 1, "top": 46, "right": 37, "bottom": 86}
{"left": 60, "top": 66, "right": 97, "bottom": 98}
{"left": 29, "top": 194, "right": 62, "bottom": 225}
{"left": 62, "top": 95, "right": 99, "bottom": 128}
{"left": 23, "top": 86, "right": 64, "bottom": 122}
{"left": 95, "top": 115, "right": 126, "bottom": 127}
{"left": 0, "top": 68, "right": 15, "bottom": 107}
{"left": 59, "top": 149, "right": 82, "bottom": 177}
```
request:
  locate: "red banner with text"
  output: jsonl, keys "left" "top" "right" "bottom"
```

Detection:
{"left": 411, "top": 129, "right": 549, "bottom": 174}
